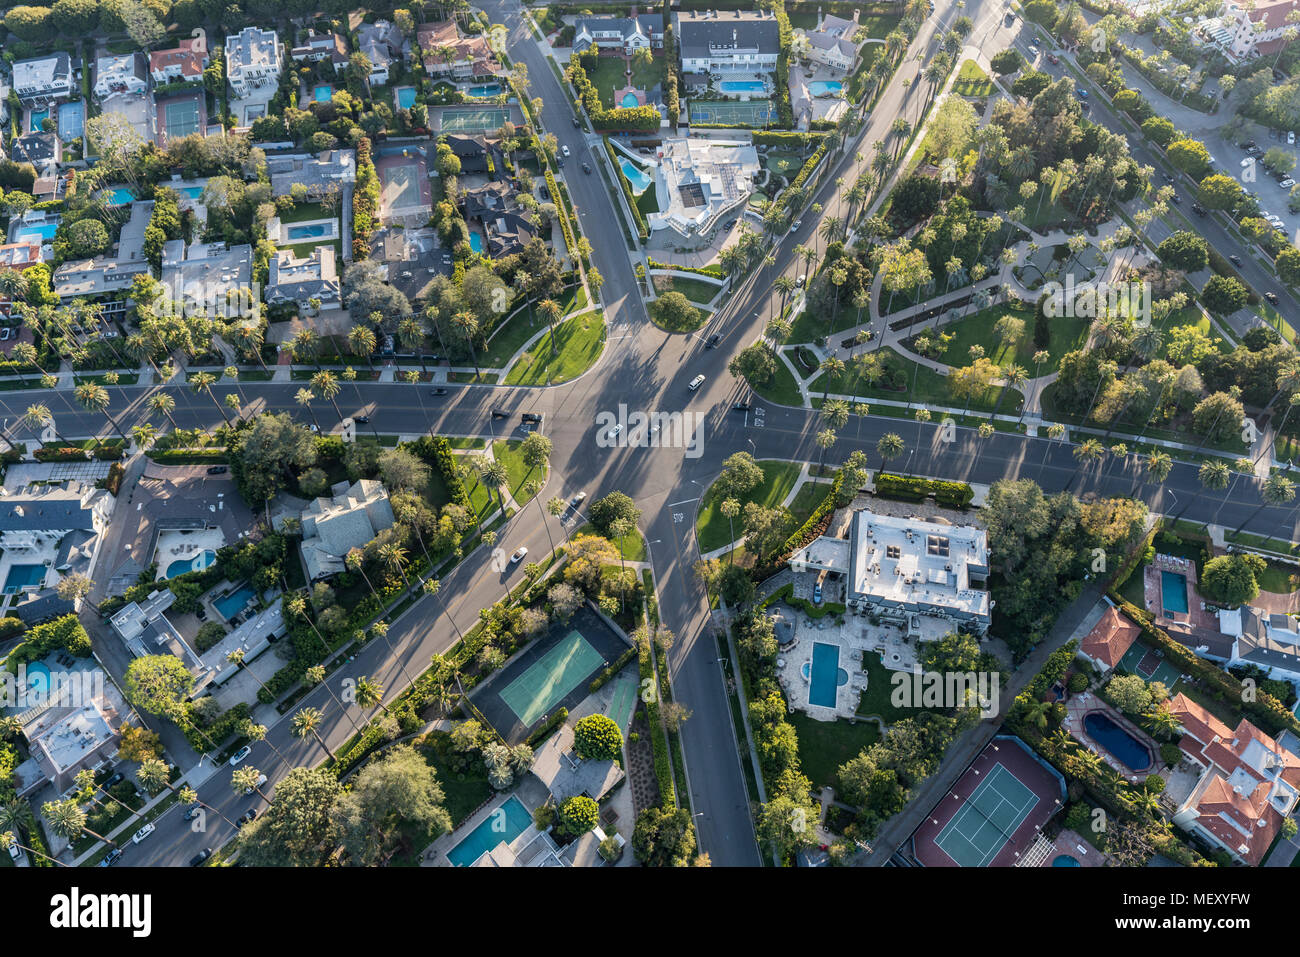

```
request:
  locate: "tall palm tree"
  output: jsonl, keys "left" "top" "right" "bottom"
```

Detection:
{"left": 42, "top": 798, "right": 115, "bottom": 850}
{"left": 546, "top": 496, "right": 569, "bottom": 545}
{"left": 1037, "top": 423, "right": 1067, "bottom": 483}
{"left": 480, "top": 458, "right": 510, "bottom": 519}
{"left": 295, "top": 388, "right": 320, "bottom": 431}
{"left": 423, "top": 578, "right": 465, "bottom": 642}
{"left": 22, "top": 403, "right": 71, "bottom": 447}
{"left": 148, "top": 392, "right": 180, "bottom": 431}
{"left": 1176, "top": 459, "right": 1230, "bottom": 522}
{"left": 348, "top": 326, "right": 377, "bottom": 372}
{"left": 240, "top": 719, "right": 295, "bottom": 773}
{"left": 302, "top": 664, "right": 366, "bottom": 736}
{"left": 189, "top": 372, "right": 231, "bottom": 428}
{"left": 291, "top": 706, "right": 337, "bottom": 762}
{"left": 720, "top": 498, "right": 740, "bottom": 562}
{"left": 354, "top": 674, "right": 386, "bottom": 716}
{"left": 1070, "top": 438, "right": 1105, "bottom": 491}
{"left": 74, "top": 382, "right": 129, "bottom": 444}
{"left": 311, "top": 370, "right": 345, "bottom": 425}
{"left": 877, "top": 432, "right": 905, "bottom": 475}
{"left": 819, "top": 355, "right": 844, "bottom": 403}
{"left": 1234, "top": 472, "right": 1295, "bottom": 537}
{"left": 378, "top": 542, "right": 410, "bottom": 591}
{"left": 231, "top": 766, "right": 271, "bottom": 802}
{"left": 1141, "top": 450, "right": 1172, "bottom": 503}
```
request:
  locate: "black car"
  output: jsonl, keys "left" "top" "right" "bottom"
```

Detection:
{"left": 237, "top": 809, "right": 258, "bottom": 827}
{"left": 491, "top": 409, "right": 508, "bottom": 419}
{"left": 1229, "top": 254, "right": 1243, "bottom": 266}
{"left": 1168, "top": 193, "right": 1181, "bottom": 204}
{"left": 556, "top": 157, "right": 564, "bottom": 168}
{"left": 1243, "top": 140, "right": 1257, "bottom": 149}
{"left": 206, "top": 465, "right": 228, "bottom": 475}
{"left": 184, "top": 805, "right": 201, "bottom": 821}
{"left": 189, "top": 848, "right": 213, "bottom": 866}
{"left": 195, "top": 606, "right": 207, "bottom": 621}
{"left": 733, "top": 401, "right": 752, "bottom": 412}
{"left": 431, "top": 387, "right": 449, "bottom": 396}
{"left": 102, "top": 771, "right": 123, "bottom": 788}
{"left": 1266, "top": 291, "right": 1281, "bottom": 305}
{"left": 572, "top": 117, "right": 580, "bottom": 128}
{"left": 705, "top": 333, "right": 721, "bottom": 348}
{"left": 521, "top": 412, "right": 543, "bottom": 424}
{"left": 582, "top": 162, "right": 592, "bottom": 174}
{"left": 97, "top": 849, "right": 123, "bottom": 867}
{"left": 354, "top": 415, "right": 370, "bottom": 424}
{"left": 1191, "top": 203, "right": 1207, "bottom": 216}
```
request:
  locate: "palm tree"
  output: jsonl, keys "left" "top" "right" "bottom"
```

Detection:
{"left": 311, "top": 370, "right": 345, "bottom": 425}
{"left": 302, "top": 664, "right": 366, "bottom": 736}
{"left": 22, "top": 403, "right": 71, "bottom": 446}
{"left": 348, "top": 326, "right": 377, "bottom": 371}
{"left": 720, "top": 498, "right": 740, "bottom": 561}
{"left": 1038, "top": 423, "right": 1067, "bottom": 483}
{"left": 231, "top": 766, "right": 270, "bottom": 802}
{"left": 74, "top": 382, "right": 129, "bottom": 444}
{"left": 0, "top": 799, "right": 65, "bottom": 865}
{"left": 378, "top": 543, "right": 410, "bottom": 590}
{"left": 815, "top": 427, "right": 838, "bottom": 476}
{"left": 1176, "top": 459, "right": 1230, "bottom": 521}
{"left": 423, "top": 577, "right": 465, "bottom": 642}
{"left": 189, "top": 372, "right": 232, "bottom": 428}
{"left": 42, "top": 797, "right": 115, "bottom": 849}
{"left": 354, "top": 674, "right": 386, "bottom": 716}
{"left": 1142, "top": 450, "right": 1172, "bottom": 502}
{"left": 291, "top": 706, "right": 336, "bottom": 762}
{"left": 295, "top": 388, "right": 320, "bottom": 431}
{"left": 1234, "top": 472, "right": 1295, "bottom": 537}
{"left": 877, "top": 432, "right": 905, "bottom": 475}
{"left": 290, "top": 328, "right": 320, "bottom": 370}
{"left": 148, "top": 392, "right": 180, "bottom": 431}
{"left": 970, "top": 421, "right": 995, "bottom": 476}
{"left": 1070, "top": 438, "right": 1105, "bottom": 491}
{"left": 240, "top": 719, "right": 295, "bottom": 773}
{"left": 547, "top": 496, "right": 569, "bottom": 544}
{"left": 480, "top": 458, "right": 510, "bottom": 519}
{"left": 819, "top": 355, "right": 844, "bottom": 403}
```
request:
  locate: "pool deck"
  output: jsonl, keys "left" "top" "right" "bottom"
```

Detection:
{"left": 1142, "top": 553, "right": 1221, "bottom": 642}
{"left": 1062, "top": 692, "right": 1156, "bottom": 783}
{"left": 421, "top": 776, "right": 550, "bottom": 866}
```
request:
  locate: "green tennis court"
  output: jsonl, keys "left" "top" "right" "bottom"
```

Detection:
{"left": 498, "top": 629, "right": 603, "bottom": 726}
{"left": 688, "top": 99, "right": 776, "bottom": 125}
{"left": 440, "top": 107, "right": 509, "bottom": 133}
{"left": 165, "top": 99, "right": 200, "bottom": 139}
{"left": 606, "top": 673, "right": 637, "bottom": 734}
{"left": 932, "top": 763, "right": 1039, "bottom": 867}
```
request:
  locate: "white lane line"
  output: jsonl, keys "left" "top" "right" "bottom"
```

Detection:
{"left": 667, "top": 497, "right": 700, "bottom": 507}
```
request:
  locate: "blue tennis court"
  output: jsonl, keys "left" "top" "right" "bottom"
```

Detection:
{"left": 931, "top": 763, "right": 1039, "bottom": 867}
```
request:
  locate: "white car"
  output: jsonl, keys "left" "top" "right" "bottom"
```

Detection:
{"left": 229, "top": 745, "right": 251, "bottom": 766}
{"left": 561, "top": 144, "right": 571, "bottom": 157}
{"left": 606, "top": 424, "right": 623, "bottom": 440}
{"left": 1241, "top": 157, "right": 1253, "bottom": 169}
{"left": 1282, "top": 178, "right": 1297, "bottom": 188}
{"left": 796, "top": 274, "right": 807, "bottom": 287}
{"left": 243, "top": 772, "right": 267, "bottom": 796}
{"left": 1290, "top": 131, "right": 1296, "bottom": 145}
{"left": 688, "top": 374, "right": 706, "bottom": 391}
{"left": 1027, "top": 44, "right": 1039, "bottom": 57}
{"left": 510, "top": 547, "right": 528, "bottom": 564}
{"left": 132, "top": 823, "right": 155, "bottom": 844}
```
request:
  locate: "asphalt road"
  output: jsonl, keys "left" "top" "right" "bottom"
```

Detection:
{"left": 60, "top": 0, "right": 1300, "bottom": 866}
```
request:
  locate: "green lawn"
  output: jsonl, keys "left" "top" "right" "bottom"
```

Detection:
{"left": 418, "top": 744, "right": 491, "bottom": 825}
{"left": 1256, "top": 559, "right": 1299, "bottom": 595}
{"left": 788, "top": 301, "right": 872, "bottom": 345}
{"left": 764, "top": 149, "right": 806, "bottom": 179}
{"left": 575, "top": 522, "right": 647, "bottom": 561}
{"left": 697, "top": 459, "right": 805, "bottom": 553}
{"left": 481, "top": 304, "right": 550, "bottom": 369}
{"left": 278, "top": 201, "right": 332, "bottom": 224}
{"left": 856, "top": 651, "right": 932, "bottom": 722}
{"left": 750, "top": 348, "right": 804, "bottom": 407}
{"left": 650, "top": 273, "right": 723, "bottom": 306}
{"left": 584, "top": 55, "right": 665, "bottom": 110}
{"left": 813, "top": 347, "right": 1023, "bottom": 415}
{"left": 910, "top": 305, "right": 1088, "bottom": 374}
{"left": 649, "top": 296, "right": 708, "bottom": 333}
{"left": 952, "top": 58, "right": 994, "bottom": 96}
{"left": 787, "top": 479, "right": 832, "bottom": 527}
{"left": 504, "top": 310, "right": 605, "bottom": 385}
{"left": 493, "top": 439, "right": 545, "bottom": 506}
{"left": 790, "top": 711, "right": 880, "bottom": 791}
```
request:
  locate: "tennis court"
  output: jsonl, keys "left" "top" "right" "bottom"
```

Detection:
{"left": 164, "top": 98, "right": 200, "bottom": 139}
{"left": 1118, "top": 642, "right": 1183, "bottom": 687}
{"left": 499, "top": 630, "right": 603, "bottom": 727}
{"left": 931, "top": 763, "right": 1040, "bottom": 867}
{"left": 688, "top": 99, "right": 776, "bottom": 125}
{"left": 439, "top": 107, "right": 510, "bottom": 133}
{"left": 380, "top": 162, "right": 423, "bottom": 213}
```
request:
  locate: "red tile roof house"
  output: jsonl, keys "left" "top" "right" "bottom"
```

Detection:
{"left": 1078, "top": 602, "right": 1141, "bottom": 674}
{"left": 149, "top": 40, "right": 209, "bottom": 85}
{"left": 1164, "top": 692, "right": 1300, "bottom": 864}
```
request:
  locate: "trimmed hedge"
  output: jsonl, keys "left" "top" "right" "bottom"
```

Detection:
{"left": 758, "top": 582, "right": 845, "bottom": 618}
{"left": 751, "top": 130, "right": 824, "bottom": 148}
{"left": 874, "top": 472, "right": 974, "bottom": 508}
{"left": 526, "top": 707, "right": 569, "bottom": 747}
{"left": 546, "top": 167, "right": 577, "bottom": 254}
{"left": 647, "top": 257, "right": 724, "bottom": 278}
{"left": 589, "top": 646, "right": 637, "bottom": 693}
{"left": 407, "top": 435, "right": 471, "bottom": 511}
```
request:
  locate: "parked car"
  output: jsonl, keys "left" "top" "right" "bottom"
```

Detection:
{"left": 1241, "top": 157, "right": 1254, "bottom": 169}
{"left": 491, "top": 409, "right": 508, "bottom": 419}
{"left": 572, "top": 117, "right": 580, "bottom": 128}
{"left": 521, "top": 412, "right": 543, "bottom": 424}
{"left": 206, "top": 465, "right": 227, "bottom": 475}
{"left": 353, "top": 415, "right": 370, "bottom": 424}
{"left": 98, "top": 849, "right": 123, "bottom": 867}
{"left": 132, "top": 823, "right": 155, "bottom": 844}
{"left": 688, "top": 374, "right": 706, "bottom": 391}
{"left": 1047, "top": 53, "right": 1059, "bottom": 64}
{"left": 789, "top": 219, "right": 802, "bottom": 234}
{"left": 1168, "top": 193, "right": 1181, "bottom": 204}
{"left": 229, "top": 745, "right": 251, "bottom": 766}
{"left": 1075, "top": 86, "right": 1088, "bottom": 98}
{"left": 561, "top": 144, "right": 571, "bottom": 157}
{"left": 813, "top": 581, "right": 824, "bottom": 604}
{"left": 1289, "top": 131, "right": 1296, "bottom": 145}
{"left": 1229, "top": 254, "right": 1243, "bottom": 266}
{"left": 796, "top": 274, "right": 806, "bottom": 287}
{"left": 243, "top": 773, "right": 267, "bottom": 796}
{"left": 570, "top": 491, "right": 587, "bottom": 508}
{"left": 510, "top": 547, "right": 528, "bottom": 564}
{"left": 732, "top": 401, "right": 751, "bottom": 412}
{"left": 1266, "top": 291, "right": 1281, "bottom": 305}
{"left": 184, "top": 805, "right": 201, "bottom": 821}
{"left": 1027, "top": 44, "right": 1039, "bottom": 57}
{"left": 237, "top": 809, "right": 258, "bottom": 827}
{"left": 1283, "top": 178, "right": 1297, "bottom": 188}
{"left": 1191, "top": 203, "right": 1207, "bottom": 215}
{"left": 430, "top": 387, "right": 448, "bottom": 396}
{"left": 189, "top": 848, "right": 213, "bottom": 866}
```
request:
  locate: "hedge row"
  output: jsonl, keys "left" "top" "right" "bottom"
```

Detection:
{"left": 647, "top": 257, "right": 724, "bottom": 278}
{"left": 772, "top": 0, "right": 795, "bottom": 129}
{"left": 638, "top": 632, "right": 676, "bottom": 807}
{"left": 751, "top": 130, "right": 824, "bottom": 148}
{"left": 35, "top": 444, "right": 122, "bottom": 462}
{"left": 873, "top": 472, "right": 974, "bottom": 508}
{"left": 546, "top": 167, "right": 577, "bottom": 255}
{"left": 407, "top": 435, "right": 471, "bottom": 511}
{"left": 351, "top": 136, "right": 380, "bottom": 259}
{"left": 589, "top": 646, "right": 637, "bottom": 694}
{"left": 605, "top": 139, "right": 649, "bottom": 239}
{"left": 662, "top": 0, "right": 679, "bottom": 127}
{"left": 526, "top": 707, "right": 569, "bottom": 747}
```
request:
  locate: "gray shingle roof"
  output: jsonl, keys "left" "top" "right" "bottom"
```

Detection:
{"left": 674, "top": 10, "right": 780, "bottom": 59}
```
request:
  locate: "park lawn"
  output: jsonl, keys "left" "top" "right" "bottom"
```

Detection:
{"left": 493, "top": 439, "right": 546, "bottom": 505}
{"left": 751, "top": 349, "right": 804, "bottom": 407}
{"left": 789, "top": 302, "right": 871, "bottom": 345}
{"left": 787, "top": 479, "right": 832, "bottom": 526}
{"left": 575, "top": 522, "right": 647, "bottom": 561}
{"left": 420, "top": 461, "right": 452, "bottom": 511}
{"left": 649, "top": 295, "right": 708, "bottom": 332}
{"left": 481, "top": 303, "right": 549, "bottom": 369}
{"left": 697, "top": 459, "right": 805, "bottom": 553}
{"left": 585, "top": 54, "right": 665, "bottom": 110}
{"left": 1021, "top": 197, "right": 1072, "bottom": 232}
{"left": 790, "top": 711, "right": 881, "bottom": 791}
{"left": 651, "top": 273, "right": 723, "bottom": 305}
{"left": 952, "top": 58, "right": 994, "bottom": 96}
{"left": 504, "top": 310, "right": 605, "bottom": 385}
{"left": 813, "top": 347, "right": 1023, "bottom": 415}
{"left": 1256, "top": 558, "right": 1300, "bottom": 595}
{"left": 916, "top": 305, "right": 1087, "bottom": 373}
{"left": 786, "top": 9, "right": 899, "bottom": 37}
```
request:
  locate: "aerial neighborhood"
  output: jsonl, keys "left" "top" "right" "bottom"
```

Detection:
{"left": 0, "top": 0, "right": 1295, "bottom": 898}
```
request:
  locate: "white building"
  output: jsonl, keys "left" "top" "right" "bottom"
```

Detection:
{"left": 572, "top": 14, "right": 664, "bottom": 55}
{"left": 12, "top": 53, "right": 74, "bottom": 104}
{"left": 1199, "top": 0, "right": 1300, "bottom": 62}
{"left": 1218, "top": 605, "right": 1300, "bottom": 686}
{"left": 790, "top": 508, "right": 992, "bottom": 638}
{"left": 266, "top": 149, "right": 356, "bottom": 198}
{"left": 225, "top": 26, "right": 283, "bottom": 98}
{"left": 796, "top": 10, "right": 861, "bottom": 72}
{"left": 274, "top": 479, "right": 395, "bottom": 580}
{"left": 265, "top": 245, "right": 340, "bottom": 309}
{"left": 673, "top": 10, "right": 780, "bottom": 74}
{"left": 645, "top": 137, "right": 760, "bottom": 236}
{"left": 94, "top": 53, "right": 148, "bottom": 99}
{"left": 356, "top": 20, "right": 405, "bottom": 86}
{"left": 161, "top": 240, "right": 253, "bottom": 317}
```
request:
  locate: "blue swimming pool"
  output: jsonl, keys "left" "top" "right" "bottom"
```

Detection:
{"left": 165, "top": 549, "right": 216, "bottom": 579}
{"left": 619, "top": 157, "right": 652, "bottom": 194}
{"left": 29, "top": 108, "right": 49, "bottom": 132}
{"left": 468, "top": 83, "right": 502, "bottom": 97}
{"left": 1083, "top": 711, "right": 1152, "bottom": 772}
{"left": 448, "top": 795, "right": 532, "bottom": 866}
{"left": 181, "top": 186, "right": 205, "bottom": 199}
{"left": 16, "top": 222, "right": 58, "bottom": 243}
{"left": 620, "top": 91, "right": 640, "bottom": 108}
{"left": 57, "top": 101, "right": 83, "bottom": 141}
{"left": 24, "top": 660, "right": 51, "bottom": 697}
{"left": 468, "top": 231, "right": 484, "bottom": 254}
{"left": 1160, "top": 570, "right": 1189, "bottom": 614}
{"left": 286, "top": 222, "right": 332, "bottom": 240}
{"left": 1052, "top": 854, "right": 1081, "bottom": 866}
{"left": 105, "top": 187, "right": 135, "bottom": 206}
{"left": 807, "top": 642, "right": 848, "bottom": 708}
{"left": 809, "top": 80, "right": 843, "bottom": 96}
{"left": 313, "top": 84, "right": 333, "bottom": 103}
{"left": 721, "top": 80, "right": 766, "bottom": 93}
{"left": 396, "top": 86, "right": 417, "bottom": 110}
{"left": 4, "top": 563, "right": 45, "bottom": 593}
{"left": 213, "top": 584, "right": 256, "bottom": 621}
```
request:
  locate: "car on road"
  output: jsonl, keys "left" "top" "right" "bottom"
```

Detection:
{"left": 582, "top": 162, "right": 592, "bottom": 174}
{"left": 1266, "top": 291, "right": 1281, "bottom": 305}
{"left": 521, "top": 412, "right": 543, "bottom": 424}
{"left": 1284, "top": 178, "right": 1297, "bottom": 188}
{"left": 237, "top": 809, "right": 258, "bottom": 827}
{"left": 229, "top": 745, "right": 251, "bottom": 766}
{"left": 606, "top": 423, "right": 623, "bottom": 440}
{"left": 572, "top": 117, "right": 580, "bottom": 128}
{"left": 1290, "top": 131, "right": 1296, "bottom": 145}
{"left": 556, "top": 157, "right": 564, "bottom": 168}
{"left": 1241, "top": 157, "right": 1254, "bottom": 169}
{"left": 132, "top": 823, "right": 155, "bottom": 844}
{"left": 98, "top": 849, "right": 123, "bottom": 867}
{"left": 796, "top": 274, "right": 806, "bottom": 287}
{"left": 1047, "top": 53, "right": 1059, "bottom": 64}
{"left": 206, "top": 465, "right": 228, "bottom": 475}
{"left": 308, "top": 423, "right": 319, "bottom": 433}
{"left": 430, "top": 388, "right": 448, "bottom": 396}
{"left": 1229, "top": 254, "right": 1243, "bottom": 266}
{"left": 705, "top": 333, "right": 721, "bottom": 348}
{"left": 510, "top": 547, "right": 528, "bottom": 564}
{"left": 732, "top": 401, "right": 751, "bottom": 412}
{"left": 1027, "top": 44, "right": 1038, "bottom": 57}
{"left": 354, "top": 415, "right": 370, "bottom": 424}
{"left": 561, "top": 144, "right": 571, "bottom": 157}
{"left": 1005, "top": 11, "right": 1015, "bottom": 24}
{"left": 243, "top": 772, "right": 267, "bottom": 796}
{"left": 789, "top": 219, "right": 802, "bottom": 234}
{"left": 190, "top": 848, "right": 213, "bottom": 866}
{"left": 1191, "top": 203, "right": 1207, "bottom": 215}
{"left": 688, "top": 374, "right": 706, "bottom": 391}
{"left": 1168, "top": 192, "right": 1181, "bottom": 204}
{"left": 570, "top": 491, "right": 587, "bottom": 507}
{"left": 1075, "top": 86, "right": 1088, "bottom": 98}
{"left": 491, "top": 409, "right": 508, "bottom": 419}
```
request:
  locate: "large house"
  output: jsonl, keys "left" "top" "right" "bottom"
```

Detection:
{"left": 644, "top": 136, "right": 759, "bottom": 236}
{"left": 13, "top": 664, "right": 125, "bottom": 798}
{"left": 53, "top": 201, "right": 152, "bottom": 312}
{"left": 11, "top": 131, "right": 62, "bottom": 171}
{"left": 290, "top": 31, "right": 350, "bottom": 67}
{"left": 266, "top": 149, "right": 356, "bottom": 199}
{"left": 1217, "top": 605, "right": 1300, "bottom": 685}
{"left": 790, "top": 508, "right": 992, "bottom": 640}
{"left": 225, "top": 26, "right": 283, "bottom": 98}
{"left": 161, "top": 240, "right": 253, "bottom": 317}
{"left": 275, "top": 479, "right": 395, "bottom": 580}
{"left": 417, "top": 20, "right": 502, "bottom": 79}
{"left": 1165, "top": 693, "right": 1300, "bottom": 865}
{"left": 796, "top": 10, "right": 861, "bottom": 72}
{"left": 12, "top": 53, "right": 74, "bottom": 104}
{"left": 673, "top": 10, "right": 780, "bottom": 74}
{"left": 356, "top": 20, "right": 406, "bottom": 86}
{"left": 94, "top": 53, "right": 148, "bottom": 99}
{"left": 150, "top": 39, "right": 209, "bottom": 85}
{"left": 1078, "top": 601, "right": 1141, "bottom": 674}
{"left": 1199, "top": 0, "right": 1300, "bottom": 62}
{"left": 265, "top": 245, "right": 340, "bottom": 309}
{"left": 572, "top": 13, "right": 664, "bottom": 55}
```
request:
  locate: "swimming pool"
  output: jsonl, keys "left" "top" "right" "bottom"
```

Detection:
{"left": 1083, "top": 711, "right": 1152, "bottom": 772}
{"left": 447, "top": 795, "right": 532, "bottom": 866}
{"left": 313, "top": 85, "right": 333, "bottom": 103}
{"left": 105, "top": 187, "right": 135, "bottom": 206}
{"left": 721, "top": 80, "right": 766, "bottom": 93}
{"left": 1052, "top": 854, "right": 1081, "bottom": 866}
{"left": 807, "top": 642, "right": 848, "bottom": 708}
{"left": 286, "top": 222, "right": 332, "bottom": 240}
{"left": 24, "top": 660, "right": 51, "bottom": 697}
{"left": 396, "top": 86, "right": 417, "bottom": 110}
{"left": 165, "top": 549, "right": 216, "bottom": 579}
{"left": 619, "top": 158, "right": 652, "bottom": 194}
{"left": 15, "top": 222, "right": 58, "bottom": 243}
{"left": 29, "top": 108, "right": 49, "bottom": 131}
{"left": 809, "top": 80, "right": 843, "bottom": 96}
{"left": 181, "top": 185, "right": 205, "bottom": 199}
{"left": 468, "top": 83, "right": 501, "bottom": 97}
{"left": 620, "top": 91, "right": 640, "bottom": 108}
{"left": 213, "top": 584, "right": 256, "bottom": 621}
{"left": 1160, "top": 570, "right": 1189, "bottom": 614}
{"left": 3, "top": 563, "right": 45, "bottom": 593}
{"left": 468, "top": 231, "right": 484, "bottom": 254}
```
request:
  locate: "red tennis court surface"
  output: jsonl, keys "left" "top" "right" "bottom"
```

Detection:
{"left": 910, "top": 734, "right": 1066, "bottom": 867}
